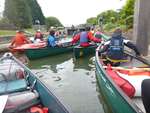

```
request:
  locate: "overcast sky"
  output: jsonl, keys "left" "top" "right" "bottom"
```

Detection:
{"left": 0, "top": 0, "right": 127, "bottom": 26}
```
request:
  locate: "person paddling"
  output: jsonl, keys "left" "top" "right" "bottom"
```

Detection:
{"left": 34, "top": 29, "right": 44, "bottom": 42}
{"left": 98, "top": 28, "right": 141, "bottom": 66}
{"left": 71, "top": 27, "right": 101, "bottom": 47}
{"left": 10, "top": 30, "right": 30, "bottom": 48}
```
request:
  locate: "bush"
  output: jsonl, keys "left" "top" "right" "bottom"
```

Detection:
{"left": 103, "top": 23, "right": 118, "bottom": 31}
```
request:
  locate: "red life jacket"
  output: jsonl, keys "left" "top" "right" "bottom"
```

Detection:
{"left": 35, "top": 32, "right": 42, "bottom": 39}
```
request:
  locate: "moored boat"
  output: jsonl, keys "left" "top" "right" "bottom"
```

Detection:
{"left": 0, "top": 53, "right": 72, "bottom": 113}
{"left": 95, "top": 44, "right": 150, "bottom": 113}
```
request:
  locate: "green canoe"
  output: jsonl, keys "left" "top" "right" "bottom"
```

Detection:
{"left": 73, "top": 45, "right": 97, "bottom": 59}
{"left": 0, "top": 53, "right": 72, "bottom": 113}
{"left": 25, "top": 45, "right": 74, "bottom": 60}
{"left": 95, "top": 44, "right": 149, "bottom": 113}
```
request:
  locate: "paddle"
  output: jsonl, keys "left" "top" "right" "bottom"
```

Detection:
{"left": 103, "top": 66, "right": 150, "bottom": 72}
{"left": 124, "top": 50, "right": 150, "bottom": 66}
{"left": 0, "top": 95, "right": 8, "bottom": 113}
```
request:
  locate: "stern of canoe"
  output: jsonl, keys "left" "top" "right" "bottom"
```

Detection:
{"left": 73, "top": 45, "right": 97, "bottom": 59}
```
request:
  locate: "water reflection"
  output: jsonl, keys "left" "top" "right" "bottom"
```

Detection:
{"left": 29, "top": 53, "right": 72, "bottom": 73}
{"left": 29, "top": 53, "right": 104, "bottom": 113}
{"left": 73, "top": 56, "right": 95, "bottom": 71}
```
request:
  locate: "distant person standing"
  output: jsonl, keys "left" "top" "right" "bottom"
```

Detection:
{"left": 10, "top": 30, "right": 30, "bottom": 48}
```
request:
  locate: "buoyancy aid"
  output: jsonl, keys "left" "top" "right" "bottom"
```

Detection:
{"left": 35, "top": 32, "right": 42, "bottom": 39}
{"left": 80, "top": 31, "right": 88, "bottom": 44}
{"left": 30, "top": 106, "right": 48, "bottom": 113}
{"left": 108, "top": 35, "right": 124, "bottom": 60}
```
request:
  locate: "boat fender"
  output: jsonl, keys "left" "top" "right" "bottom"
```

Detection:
{"left": 30, "top": 106, "right": 48, "bottom": 113}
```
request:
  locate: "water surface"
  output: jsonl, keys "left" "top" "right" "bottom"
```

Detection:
{"left": 29, "top": 53, "right": 104, "bottom": 113}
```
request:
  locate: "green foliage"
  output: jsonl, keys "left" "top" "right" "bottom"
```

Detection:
{"left": 3, "top": 0, "right": 46, "bottom": 28}
{"left": 46, "top": 17, "right": 63, "bottom": 30}
{"left": 103, "top": 23, "right": 118, "bottom": 31}
{"left": 97, "top": 10, "right": 119, "bottom": 25}
{"left": 26, "top": 0, "right": 45, "bottom": 25}
{"left": 0, "top": 18, "right": 10, "bottom": 24}
{"left": 93, "top": 0, "right": 135, "bottom": 31}
{"left": 120, "top": 0, "right": 135, "bottom": 20}
{"left": 125, "top": 15, "right": 133, "bottom": 29}
{"left": 86, "top": 17, "right": 97, "bottom": 25}
{"left": 4, "top": 0, "right": 32, "bottom": 28}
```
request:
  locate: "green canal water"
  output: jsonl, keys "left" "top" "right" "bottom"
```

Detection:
{"left": 29, "top": 53, "right": 104, "bottom": 113}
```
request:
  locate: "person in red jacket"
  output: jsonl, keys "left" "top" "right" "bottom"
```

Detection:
{"left": 10, "top": 30, "right": 30, "bottom": 47}
{"left": 71, "top": 27, "right": 101, "bottom": 47}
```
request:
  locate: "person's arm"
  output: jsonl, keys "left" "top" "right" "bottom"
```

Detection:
{"left": 99, "top": 41, "right": 110, "bottom": 53}
{"left": 23, "top": 35, "right": 30, "bottom": 43}
{"left": 71, "top": 33, "right": 80, "bottom": 44}
{"left": 10, "top": 37, "right": 15, "bottom": 46}
{"left": 88, "top": 32, "right": 101, "bottom": 43}
{"left": 124, "top": 39, "right": 140, "bottom": 56}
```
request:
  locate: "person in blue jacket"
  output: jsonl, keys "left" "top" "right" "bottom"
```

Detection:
{"left": 47, "top": 29, "right": 58, "bottom": 47}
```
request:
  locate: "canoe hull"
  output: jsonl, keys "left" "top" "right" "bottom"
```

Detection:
{"left": 73, "top": 45, "right": 97, "bottom": 59}
{"left": 1, "top": 53, "right": 71, "bottom": 113}
{"left": 27, "top": 70, "right": 70, "bottom": 113}
{"left": 25, "top": 46, "right": 74, "bottom": 60}
{"left": 95, "top": 46, "right": 143, "bottom": 113}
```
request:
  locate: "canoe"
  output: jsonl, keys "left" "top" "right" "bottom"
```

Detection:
{"left": 73, "top": 44, "right": 97, "bottom": 59}
{"left": 12, "top": 39, "right": 75, "bottom": 60}
{"left": 95, "top": 44, "right": 150, "bottom": 113}
{"left": 0, "top": 53, "right": 72, "bottom": 113}
{"left": 72, "top": 33, "right": 110, "bottom": 59}
{"left": 25, "top": 45, "right": 74, "bottom": 60}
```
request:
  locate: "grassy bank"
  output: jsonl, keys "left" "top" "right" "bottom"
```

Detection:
{"left": 0, "top": 28, "right": 36, "bottom": 37}
{"left": 0, "top": 30, "right": 16, "bottom": 36}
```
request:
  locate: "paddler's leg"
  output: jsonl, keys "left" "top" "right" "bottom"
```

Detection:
{"left": 142, "top": 79, "right": 150, "bottom": 113}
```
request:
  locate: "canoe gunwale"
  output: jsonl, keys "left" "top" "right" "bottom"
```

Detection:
{"left": 95, "top": 44, "right": 144, "bottom": 113}
{"left": 25, "top": 46, "right": 74, "bottom": 60}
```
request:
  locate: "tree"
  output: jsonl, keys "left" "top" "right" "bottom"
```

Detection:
{"left": 86, "top": 17, "right": 97, "bottom": 25}
{"left": 120, "top": 0, "right": 135, "bottom": 28}
{"left": 97, "top": 10, "right": 119, "bottom": 25}
{"left": 4, "top": 0, "right": 32, "bottom": 28}
{"left": 26, "top": 0, "right": 45, "bottom": 25}
{"left": 120, "top": 0, "right": 135, "bottom": 20}
{"left": 46, "top": 17, "right": 63, "bottom": 30}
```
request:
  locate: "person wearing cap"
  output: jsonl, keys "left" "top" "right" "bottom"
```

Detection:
{"left": 10, "top": 30, "right": 30, "bottom": 48}
{"left": 98, "top": 28, "right": 140, "bottom": 66}
{"left": 34, "top": 29, "right": 44, "bottom": 42}
{"left": 71, "top": 27, "right": 101, "bottom": 47}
